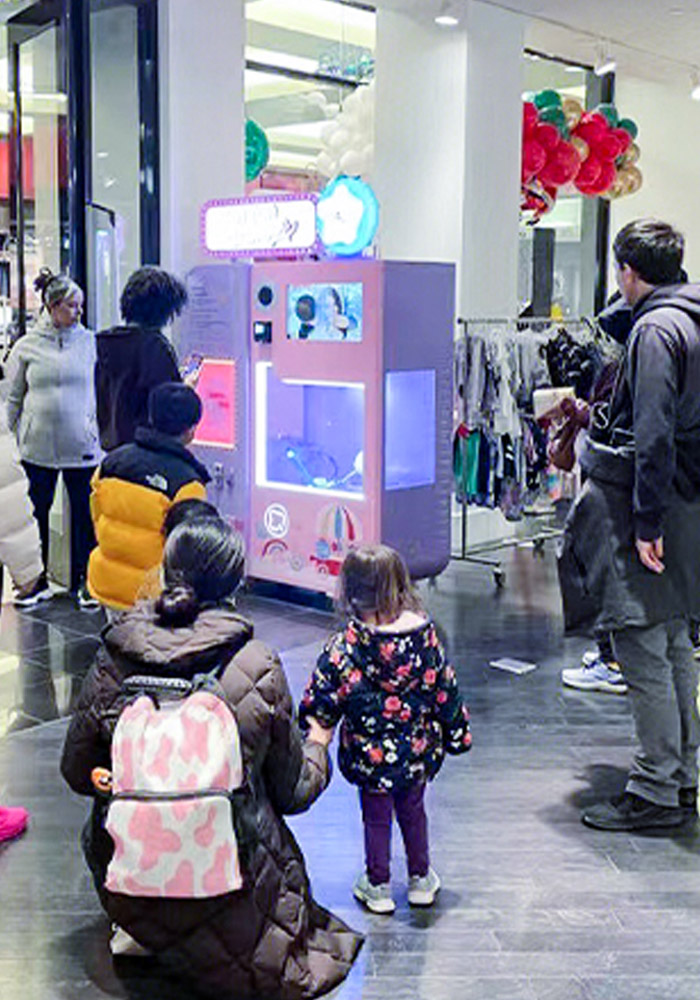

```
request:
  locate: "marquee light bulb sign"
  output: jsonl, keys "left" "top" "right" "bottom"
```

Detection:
{"left": 201, "top": 178, "right": 379, "bottom": 261}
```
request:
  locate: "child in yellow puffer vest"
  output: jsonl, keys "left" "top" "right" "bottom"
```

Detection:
{"left": 87, "top": 383, "right": 209, "bottom": 611}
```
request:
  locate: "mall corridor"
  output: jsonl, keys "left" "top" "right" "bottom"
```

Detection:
{"left": 1, "top": 547, "right": 700, "bottom": 1000}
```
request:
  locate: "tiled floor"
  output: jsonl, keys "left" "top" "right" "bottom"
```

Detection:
{"left": 2, "top": 549, "right": 700, "bottom": 999}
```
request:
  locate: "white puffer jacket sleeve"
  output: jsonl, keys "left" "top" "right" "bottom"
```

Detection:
{"left": 0, "top": 401, "right": 41, "bottom": 587}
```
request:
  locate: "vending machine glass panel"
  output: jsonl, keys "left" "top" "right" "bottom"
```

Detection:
{"left": 256, "top": 363, "right": 365, "bottom": 496}
{"left": 385, "top": 369, "right": 436, "bottom": 490}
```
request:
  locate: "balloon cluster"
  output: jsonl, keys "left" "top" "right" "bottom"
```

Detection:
{"left": 314, "top": 80, "right": 375, "bottom": 182}
{"left": 522, "top": 90, "right": 642, "bottom": 221}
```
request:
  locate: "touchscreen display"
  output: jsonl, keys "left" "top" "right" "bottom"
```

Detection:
{"left": 287, "top": 282, "right": 362, "bottom": 342}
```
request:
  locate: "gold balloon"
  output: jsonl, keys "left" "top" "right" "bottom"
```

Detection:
{"left": 571, "top": 136, "right": 589, "bottom": 160}
{"left": 562, "top": 97, "right": 583, "bottom": 129}
{"left": 619, "top": 165, "right": 643, "bottom": 196}
{"left": 620, "top": 142, "right": 640, "bottom": 167}
{"left": 602, "top": 175, "right": 625, "bottom": 200}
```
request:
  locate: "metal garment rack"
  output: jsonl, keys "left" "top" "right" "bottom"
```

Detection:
{"left": 453, "top": 316, "right": 593, "bottom": 587}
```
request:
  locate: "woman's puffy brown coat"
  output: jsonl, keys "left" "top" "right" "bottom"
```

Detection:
{"left": 60, "top": 602, "right": 362, "bottom": 999}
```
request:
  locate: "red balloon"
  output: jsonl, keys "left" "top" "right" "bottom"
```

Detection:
{"left": 575, "top": 112, "right": 609, "bottom": 147}
{"left": 576, "top": 155, "right": 602, "bottom": 188}
{"left": 535, "top": 122, "right": 561, "bottom": 151}
{"left": 539, "top": 143, "right": 581, "bottom": 187}
{"left": 522, "top": 140, "right": 547, "bottom": 181}
{"left": 523, "top": 101, "right": 539, "bottom": 137}
{"left": 611, "top": 127, "right": 632, "bottom": 154}
{"left": 597, "top": 133, "right": 624, "bottom": 161}
{"left": 595, "top": 160, "right": 617, "bottom": 192}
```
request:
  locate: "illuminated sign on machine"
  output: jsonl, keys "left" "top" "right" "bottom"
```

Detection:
{"left": 193, "top": 359, "right": 237, "bottom": 449}
{"left": 202, "top": 194, "right": 319, "bottom": 259}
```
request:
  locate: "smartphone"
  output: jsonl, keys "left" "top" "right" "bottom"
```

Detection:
{"left": 180, "top": 352, "right": 204, "bottom": 384}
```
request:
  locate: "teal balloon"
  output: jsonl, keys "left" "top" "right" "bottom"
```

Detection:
{"left": 245, "top": 119, "right": 270, "bottom": 182}
{"left": 618, "top": 117, "right": 639, "bottom": 139}
{"left": 540, "top": 105, "right": 566, "bottom": 129}
{"left": 597, "top": 103, "right": 619, "bottom": 127}
{"left": 534, "top": 89, "right": 562, "bottom": 110}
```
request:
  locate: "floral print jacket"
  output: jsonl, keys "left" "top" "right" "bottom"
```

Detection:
{"left": 300, "top": 618, "right": 471, "bottom": 792}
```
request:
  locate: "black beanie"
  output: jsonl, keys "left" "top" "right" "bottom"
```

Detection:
{"left": 149, "top": 383, "right": 202, "bottom": 436}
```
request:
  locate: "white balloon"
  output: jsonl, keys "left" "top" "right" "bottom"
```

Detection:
{"left": 324, "top": 103, "right": 340, "bottom": 118}
{"left": 320, "top": 122, "right": 337, "bottom": 145}
{"left": 329, "top": 127, "right": 350, "bottom": 152}
{"left": 340, "top": 150, "right": 363, "bottom": 175}
{"left": 316, "top": 151, "right": 334, "bottom": 177}
{"left": 341, "top": 110, "right": 360, "bottom": 133}
{"left": 306, "top": 90, "right": 328, "bottom": 109}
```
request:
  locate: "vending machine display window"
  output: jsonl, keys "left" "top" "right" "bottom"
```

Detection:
{"left": 255, "top": 362, "right": 365, "bottom": 496}
{"left": 385, "top": 369, "right": 436, "bottom": 490}
{"left": 287, "top": 282, "right": 363, "bottom": 342}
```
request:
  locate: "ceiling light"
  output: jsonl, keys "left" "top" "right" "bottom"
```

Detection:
{"left": 594, "top": 44, "right": 616, "bottom": 77}
{"left": 435, "top": 2, "right": 459, "bottom": 27}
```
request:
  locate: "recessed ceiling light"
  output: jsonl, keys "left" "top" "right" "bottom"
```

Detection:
{"left": 435, "top": 2, "right": 459, "bottom": 27}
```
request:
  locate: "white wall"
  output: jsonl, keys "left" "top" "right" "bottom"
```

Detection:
{"left": 461, "top": 1, "right": 524, "bottom": 318}
{"left": 159, "top": 0, "right": 245, "bottom": 275}
{"left": 374, "top": 9, "right": 466, "bottom": 267}
{"left": 610, "top": 77, "right": 700, "bottom": 279}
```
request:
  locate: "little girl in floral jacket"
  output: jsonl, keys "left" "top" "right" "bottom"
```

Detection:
{"left": 300, "top": 544, "right": 471, "bottom": 915}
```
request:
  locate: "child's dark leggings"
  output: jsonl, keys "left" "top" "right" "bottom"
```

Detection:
{"left": 360, "top": 783, "right": 429, "bottom": 886}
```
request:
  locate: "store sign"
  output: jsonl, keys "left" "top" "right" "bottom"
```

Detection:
{"left": 201, "top": 194, "right": 319, "bottom": 259}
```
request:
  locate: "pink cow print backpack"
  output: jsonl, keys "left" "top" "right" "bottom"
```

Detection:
{"left": 103, "top": 673, "right": 246, "bottom": 899}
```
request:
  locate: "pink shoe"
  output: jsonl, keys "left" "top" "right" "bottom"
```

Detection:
{"left": 0, "top": 806, "right": 29, "bottom": 843}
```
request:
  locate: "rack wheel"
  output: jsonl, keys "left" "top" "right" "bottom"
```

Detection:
{"left": 533, "top": 537, "right": 546, "bottom": 555}
{"left": 494, "top": 568, "right": 506, "bottom": 588}
{"left": 428, "top": 576, "right": 437, "bottom": 589}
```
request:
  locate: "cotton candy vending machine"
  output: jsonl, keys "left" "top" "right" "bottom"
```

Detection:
{"left": 180, "top": 188, "right": 455, "bottom": 596}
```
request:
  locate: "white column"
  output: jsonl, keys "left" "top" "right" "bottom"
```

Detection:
{"left": 159, "top": 0, "right": 245, "bottom": 275}
{"left": 460, "top": 1, "right": 524, "bottom": 319}
{"left": 373, "top": 9, "right": 467, "bottom": 267}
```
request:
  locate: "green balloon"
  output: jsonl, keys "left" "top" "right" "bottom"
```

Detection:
{"left": 540, "top": 105, "right": 566, "bottom": 128}
{"left": 597, "top": 103, "right": 619, "bottom": 127}
{"left": 534, "top": 89, "right": 562, "bottom": 110}
{"left": 618, "top": 117, "right": 639, "bottom": 139}
{"left": 245, "top": 119, "right": 270, "bottom": 182}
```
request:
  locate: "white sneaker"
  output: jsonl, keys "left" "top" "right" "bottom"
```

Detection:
{"left": 562, "top": 657, "right": 627, "bottom": 694}
{"left": 110, "top": 925, "right": 151, "bottom": 957}
{"left": 408, "top": 867, "right": 441, "bottom": 907}
{"left": 353, "top": 873, "right": 395, "bottom": 914}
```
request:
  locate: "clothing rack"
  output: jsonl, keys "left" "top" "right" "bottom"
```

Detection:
{"left": 453, "top": 316, "right": 596, "bottom": 587}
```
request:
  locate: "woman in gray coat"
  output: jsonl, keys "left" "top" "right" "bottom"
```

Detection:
{"left": 6, "top": 268, "right": 101, "bottom": 608}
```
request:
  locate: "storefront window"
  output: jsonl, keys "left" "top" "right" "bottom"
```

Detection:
{"left": 519, "top": 53, "right": 604, "bottom": 318}
{"left": 245, "top": 0, "right": 375, "bottom": 186}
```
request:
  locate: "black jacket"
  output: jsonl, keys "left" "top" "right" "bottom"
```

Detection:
{"left": 605, "top": 284, "right": 700, "bottom": 540}
{"left": 96, "top": 325, "right": 181, "bottom": 451}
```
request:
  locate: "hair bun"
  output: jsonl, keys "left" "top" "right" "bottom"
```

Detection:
{"left": 155, "top": 583, "right": 199, "bottom": 627}
{"left": 33, "top": 267, "right": 56, "bottom": 295}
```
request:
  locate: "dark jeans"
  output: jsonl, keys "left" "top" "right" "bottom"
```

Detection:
{"left": 23, "top": 462, "right": 96, "bottom": 592}
{"left": 360, "top": 783, "right": 429, "bottom": 885}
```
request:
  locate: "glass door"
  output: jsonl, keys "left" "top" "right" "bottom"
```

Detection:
{"left": 9, "top": 7, "right": 68, "bottom": 332}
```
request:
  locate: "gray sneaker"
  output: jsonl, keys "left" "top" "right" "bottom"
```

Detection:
{"left": 353, "top": 873, "right": 395, "bottom": 914}
{"left": 562, "top": 657, "right": 627, "bottom": 694}
{"left": 407, "top": 867, "right": 441, "bottom": 907}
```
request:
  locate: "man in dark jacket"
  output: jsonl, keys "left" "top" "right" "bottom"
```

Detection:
{"left": 96, "top": 266, "right": 188, "bottom": 451}
{"left": 559, "top": 219, "right": 700, "bottom": 831}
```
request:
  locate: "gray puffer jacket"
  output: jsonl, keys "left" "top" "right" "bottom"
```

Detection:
{"left": 60, "top": 602, "right": 363, "bottom": 999}
{"left": 6, "top": 316, "right": 101, "bottom": 468}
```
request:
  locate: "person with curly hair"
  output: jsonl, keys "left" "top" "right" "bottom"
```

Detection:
{"left": 96, "top": 266, "right": 188, "bottom": 451}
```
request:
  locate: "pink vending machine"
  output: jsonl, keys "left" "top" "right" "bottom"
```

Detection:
{"left": 180, "top": 257, "right": 454, "bottom": 596}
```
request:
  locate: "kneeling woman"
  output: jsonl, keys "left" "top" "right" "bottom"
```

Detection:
{"left": 61, "top": 518, "right": 362, "bottom": 999}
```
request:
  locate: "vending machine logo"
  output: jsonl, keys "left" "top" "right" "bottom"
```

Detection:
{"left": 264, "top": 503, "right": 290, "bottom": 539}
